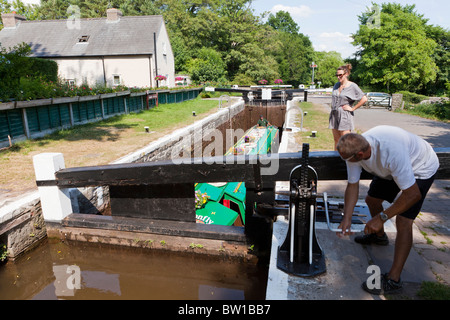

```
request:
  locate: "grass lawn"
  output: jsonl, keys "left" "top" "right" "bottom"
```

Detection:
{"left": 0, "top": 97, "right": 221, "bottom": 197}
{"left": 293, "top": 101, "right": 335, "bottom": 151}
{"left": 395, "top": 103, "right": 450, "bottom": 123}
{"left": 417, "top": 281, "right": 450, "bottom": 300}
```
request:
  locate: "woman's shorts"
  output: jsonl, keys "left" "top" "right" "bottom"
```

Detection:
{"left": 328, "top": 107, "right": 354, "bottom": 131}
{"left": 367, "top": 175, "right": 436, "bottom": 220}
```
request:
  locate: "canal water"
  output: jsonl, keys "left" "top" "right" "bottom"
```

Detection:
{"left": 0, "top": 238, "right": 267, "bottom": 300}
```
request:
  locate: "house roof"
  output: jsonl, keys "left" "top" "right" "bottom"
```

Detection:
{"left": 0, "top": 15, "right": 164, "bottom": 57}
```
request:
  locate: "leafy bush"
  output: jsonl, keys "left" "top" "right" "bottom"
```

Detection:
{"left": 402, "top": 100, "right": 450, "bottom": 121}
{"left": 417, "top": 101, "right": 450, "bottom": 120}
{"left": 0, "top": 43, "right": 57, "bottom": 101}
{"left": 232, "top": 73, "right": 255, "bottom": 86}
{"left": 396, "top": 90, "right": 449, "bottom": 121}
{"left": 16, "top": 77, "right": 54, "bottom": 100}
{"left": 187, "top": 48, "right": 227, "bottom": 83}
{"left": 396, "top": 91, "right": 428, "bottom": 104}
{"left": 0, "top": 42, "right": 32, "bottom": 101}
{"left": 28, "top": 58, "right": 58, "bottom": 82}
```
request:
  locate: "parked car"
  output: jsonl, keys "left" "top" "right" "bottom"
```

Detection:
{"left": 366, "top": 92, "right": 392, "bottom": 110}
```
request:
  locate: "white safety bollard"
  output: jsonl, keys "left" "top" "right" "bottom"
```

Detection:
{"left": 33, "top": 153, "right": 73, "bottom": 222}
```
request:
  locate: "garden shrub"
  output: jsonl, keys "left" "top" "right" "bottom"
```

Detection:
{"left": 396, "top": 91, "right": 428, "bottom": 104}
{"left": 28, "top": 58, "right": 58, "bottom": 82}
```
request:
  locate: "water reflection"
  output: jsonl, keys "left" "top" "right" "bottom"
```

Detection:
{"left": 0, "top": 239, "right": 267, "bottom": 300}
{"left": 33, "top": 268, "right": 121, "bottom": 299}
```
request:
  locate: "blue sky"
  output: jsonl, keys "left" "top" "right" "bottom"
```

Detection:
{"left": 250, "top": 0, "right": 450, "bottom": 59}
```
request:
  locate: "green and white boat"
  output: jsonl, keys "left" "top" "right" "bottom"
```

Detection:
{"left": 195, "top": 125, "right": 279, "bottom": 226}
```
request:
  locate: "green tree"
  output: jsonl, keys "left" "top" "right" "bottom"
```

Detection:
{"left": 423, "top": 24, "right": 450, "bottom": 95}
{"left": 34, "top": 0, "right": 73, "bottom": 19}
{"left": 231, "top": 40, "right": 279, "bottom": 83}
{"left": 277, "top": 32, "right": 314, "bottom": 86}
{"left": 34, "top": 0, "right": 157, "bottom": 19}
{"left": 117, "top": 0, "right": 160, "bottom": 16}
{"left": 267, "top": 10, "right": 299, "bottom": 34}
{"left": 313, "top": 51, "right": 344, "bottom": 88}
{"left": 1, "top": 0, "right": 40, "bottom": 27}
{"left": 170, "top": 33, "right": 192, "bottom": 74}
{"left": 352, "top": 3, "right": 437, "bottom": 93}
{"left": 266, "top": 10, "right": 314, "bottom": 86}
{"left": 8, "top": 0, "right": 39, "bottom": 20}
{"left": 0, "top": 0, "right": 11, "bottom": 30}
{"left": 156, "top": 0, "right": 280, "bottom": 83}
{"left": 0, "top": 42, "right": 32, "bottom": 100}
{"left": 187, "top": 47, "right": 227, "bottom": 82}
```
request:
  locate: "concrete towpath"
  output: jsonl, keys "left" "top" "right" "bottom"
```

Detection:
{"left": 266, "top": 97, "right": 449, "bottom": 300}
{"left": 309, "top": 95, "right": 450, "bottom": 147}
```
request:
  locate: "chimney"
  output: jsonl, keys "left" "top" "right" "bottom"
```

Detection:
{"left": 1, "top": 12, "right": 26, "bottom": 28}
{"left": 106, "top": 8, "right": 122, "bottom": 22}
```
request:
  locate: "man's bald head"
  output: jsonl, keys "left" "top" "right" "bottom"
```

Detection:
{"left": 336, "top": 133, "right": 370, "bottom": 159}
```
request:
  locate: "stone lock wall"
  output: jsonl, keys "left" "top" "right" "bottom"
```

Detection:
{"left": 0, "top": 196, "right": 47, "bottom": 260}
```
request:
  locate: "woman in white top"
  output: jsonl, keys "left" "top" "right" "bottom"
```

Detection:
{"left": 330, "top": 64, "right": 368, "bottom": 149}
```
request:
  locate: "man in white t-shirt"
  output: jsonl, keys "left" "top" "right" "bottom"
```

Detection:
{"left": 336, "top": 125, "right": 439, "bottom": 295}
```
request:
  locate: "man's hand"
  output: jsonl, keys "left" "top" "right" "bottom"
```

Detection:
{"left": 363, "top": 183, "right": 421, "bottom": 234}
{"left": 337, "top": 219, "right": 354, "bottom": 237}
{"left": 364, "top": 214, "right": 384, "bottom": 234}
{"left": 337, "top": 182, "right": 359, "bottom": 237}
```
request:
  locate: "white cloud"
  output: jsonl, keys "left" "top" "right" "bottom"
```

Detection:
{"left": 319, "top": 32, "right": 352, "bottom": 41}
{"left": 270, "top": 4, "right": 313, "bottom": 19}
{"left": 313, "top": 32, "right": 355, "bottom": 59}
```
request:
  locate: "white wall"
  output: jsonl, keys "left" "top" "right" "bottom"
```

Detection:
{"left": 55, "top": 58, "right": 104, "bottom": 87}
{"left": 155, "top": 21, "right": 175, "bottom": 87}
{"left": 55, "top": 56, "right": 154, "bottom": 88}
{"left": 103, "top": 56, "right": 152, "bottom": 88}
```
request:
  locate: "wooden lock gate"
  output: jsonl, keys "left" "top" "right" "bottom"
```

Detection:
{"left": 36, "top": 148, "right": 450, "bottom": 259}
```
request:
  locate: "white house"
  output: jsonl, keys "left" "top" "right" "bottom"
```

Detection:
{"left": 0, "top": 8, "right": 175, "bottom": 88}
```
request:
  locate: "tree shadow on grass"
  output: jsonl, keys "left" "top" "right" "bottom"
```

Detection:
{"left": 4, "top": 114, "right": 142, "bottom": 153}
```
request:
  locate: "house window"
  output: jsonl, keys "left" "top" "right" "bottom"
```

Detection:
{"left": 113, "top": 75, "right": 121, "bottom": 86}
{"left": 65, "top": 79, "right": 75, "bottom": 87}
{"left": 78, "top": 35, "right": 90, "bottom": 43}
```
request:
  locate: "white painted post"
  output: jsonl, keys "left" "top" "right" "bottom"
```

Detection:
{"left": 68, "top": 103, "right": 74, "bottom": 126}
{"left": 124, "top": 97, "right": 128, "bottom": 114}
{"left": 21, "top": 108, "right": 31, "bottom": 138}
{"left": 33, "top": 153, "right": 73, "bottom": 222}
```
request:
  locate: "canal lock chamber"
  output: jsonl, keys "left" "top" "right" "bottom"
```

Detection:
{"left": 64, "top": 99, "right": 288, "bottom": 260}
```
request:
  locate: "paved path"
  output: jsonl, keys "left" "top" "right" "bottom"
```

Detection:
{"left": 355, "top": 107, "right": 450, "bottom": 148}
{"left": 308, "top": 95, "right": 450, "bottom": 148}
